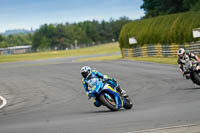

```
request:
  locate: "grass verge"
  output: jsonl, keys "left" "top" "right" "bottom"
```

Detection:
{"left": 0, "top": 41, "right": 180, "bottom": 65}
{"left": 77, "top": 55, "right": 122, "bottom": 62}
{"left": 77, "top": 55, "right": 178, "bottom": 65}
{"left": 126, "top": 57, "right": 177, "bottom": 65}
{"left": 0, "top": 42, "right": 120, "bottom": 63}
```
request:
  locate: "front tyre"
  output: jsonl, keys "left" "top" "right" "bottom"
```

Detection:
{"left": 99, "top": 93, "right": 119, "bottom": 111}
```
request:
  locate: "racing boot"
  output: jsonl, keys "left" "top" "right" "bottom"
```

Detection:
{"left": 116, "top": 85, "right": 128, "bottom": 97}
{"left": 93, "top": 100, "right": 101, "bottom": 107}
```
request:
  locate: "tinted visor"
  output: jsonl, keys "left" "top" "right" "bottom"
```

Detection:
{"left": 81, "top": 72, "right": 88, "bottom": 78}
{"left": 178, "top": 52, "right": 184, "bottom": 57}
{"left": 178, "top": 50, "right": 184, "bottom": 57}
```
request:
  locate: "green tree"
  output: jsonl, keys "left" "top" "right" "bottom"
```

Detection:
{"left": 38, "top": 36, "right": 50, "bottom": 50}
{"left": 32, "top": 17, "right": 131, "bottom": 50}
{"left": 183, "top": 0, "right": 199, "bottom": 10}
{"left": 0, "top": 35, "right": 4, "bottom": 42}
{"left": 190, "top": 0, "right": 200, "bottom": 11}
{"left": 111, "top": 17, "right": 131, "bottom": 40}
{"left": 141, "top": 0, "right": 192, "bottom": 18}
{"left": 0, "top": 41, "right": 7, "bottom": 48}
{"left": 78, "top": 20, "right": 101, "bottom": 42}
{"left": 32, "top": 24, "right": 56, "bottom": 50}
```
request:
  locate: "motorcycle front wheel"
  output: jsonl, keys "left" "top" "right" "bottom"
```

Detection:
{"left": 99, "top": 93, "right": 119, "bottom": 111}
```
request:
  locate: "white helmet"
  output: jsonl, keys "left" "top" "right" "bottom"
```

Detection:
{"left": 177, "top": 48, "right": 185, "bottom": 57}
{"left": 80, "top": 66, "right": 91, "bottom": 79}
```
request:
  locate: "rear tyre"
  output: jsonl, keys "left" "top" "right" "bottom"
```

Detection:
{"left": 99, "top": 93, "right": 119, "bottom": 111}
{"left": 123, "top": 97, "right": 133, "bottom": 109}
{"left": 193, "top": 71, "right": 200, "bottom": 85}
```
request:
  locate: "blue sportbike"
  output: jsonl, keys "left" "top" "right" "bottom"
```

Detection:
{"left": 88, "top": 78, "right": 133, "bottom": 111}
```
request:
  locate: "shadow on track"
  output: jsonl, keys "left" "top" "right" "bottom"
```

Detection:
{"left": 83, "top": 108, "right": 131, "bottom": 114}
{"left": 179, "top": 87, "right": 200, "bottom": 90}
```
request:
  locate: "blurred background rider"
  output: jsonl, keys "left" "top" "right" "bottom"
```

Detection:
{"left": 177, "top": 48, "right": 200, "bottom": 79}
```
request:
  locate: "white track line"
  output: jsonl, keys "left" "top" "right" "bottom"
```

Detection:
{"left": 0, "top": 95, "right": 7, "bottom": 109}
{"left": 126, "top": 123, "right": 200, "bottom": 133}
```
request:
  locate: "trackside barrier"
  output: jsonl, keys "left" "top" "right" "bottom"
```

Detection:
{"left": 121, "top": 42, "right": 200, "bottom": 58}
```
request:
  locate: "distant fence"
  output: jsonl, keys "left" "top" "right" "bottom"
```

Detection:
{"left": 122, "top": 42, "right": 200, "bottom": 58}
{"left": 0, "top": 45, "right": 32, "bottom": 55}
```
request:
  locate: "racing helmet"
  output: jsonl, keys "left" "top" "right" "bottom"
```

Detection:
{"left": 80, "top": 66, "right": 91, "bottom": 79}
{"left": 177, "top": 48, "right": 185, "bottom": 57}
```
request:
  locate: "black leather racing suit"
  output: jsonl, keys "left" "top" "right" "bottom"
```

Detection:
{"left": 177, "top": 52, "right": 198, "bottom": 74}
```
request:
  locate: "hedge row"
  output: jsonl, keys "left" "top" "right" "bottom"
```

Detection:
{"left": 119, "top": 11, "right": 200, "bottom": 48}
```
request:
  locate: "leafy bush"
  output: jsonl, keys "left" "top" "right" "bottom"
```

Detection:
{"left": 119, "top": 11, "right": 200, "bottom": 48}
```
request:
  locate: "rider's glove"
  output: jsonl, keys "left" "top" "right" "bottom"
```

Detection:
{"left": 106, "top": 77, "right": 114, "bottom": 81}
{"left": 102, "top": 78, "right": 108, "bottom": 83}
{"left": 103, "top": 77, "right": 117, "bottom": 84}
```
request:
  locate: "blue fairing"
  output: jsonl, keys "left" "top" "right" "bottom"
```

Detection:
{"left": 88, "top": 78, "right": 123, "bottom": 109}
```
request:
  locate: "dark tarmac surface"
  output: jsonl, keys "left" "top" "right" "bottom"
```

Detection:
{"left": 0, "top": 57, "right": 200, "bottom": 133}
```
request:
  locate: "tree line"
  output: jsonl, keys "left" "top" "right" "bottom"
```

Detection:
{"left": 0, "top": 17, "right": 131, "bottom": 51}
{"left": 0, "top": 34, "right": 32, "bottom": 48}
{"left": 141, "top": 0, "right": 200, "bottom": 18}
{"left": 32, "top": 17, "right": 131, "bottom": 51}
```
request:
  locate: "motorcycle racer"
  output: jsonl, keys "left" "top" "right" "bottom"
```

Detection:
{"left": 177, "top": 48, "right": 200, "bottom": 79}
{"left": 80, "top": 66, "right": 127, "bottom": 107}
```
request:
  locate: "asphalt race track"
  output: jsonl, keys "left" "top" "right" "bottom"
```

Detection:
{"left": 0, "top": 57, "right": 200, "bottom": 133}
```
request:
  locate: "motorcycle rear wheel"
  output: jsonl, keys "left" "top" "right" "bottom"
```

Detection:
{"left": 123, "top": 97, "right": 133, "bottom": 109}
{"left": 193, "top": 71, "right": 200, "bottom": 85}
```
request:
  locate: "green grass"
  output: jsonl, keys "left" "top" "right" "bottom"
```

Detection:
{"left": 0, "top": 42, "right": 120, "bottom": 63}
{"left": 0, "top": 41, "right": 182, "bottom": 65}
{"left": 77, "top": 54, "right": 178, "bottom": 65}
{"left": 126, "top": 57, "right": 178, "bottom": 65}
{"left": 77, "top": 55, "right": 122, "bottom": 62}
